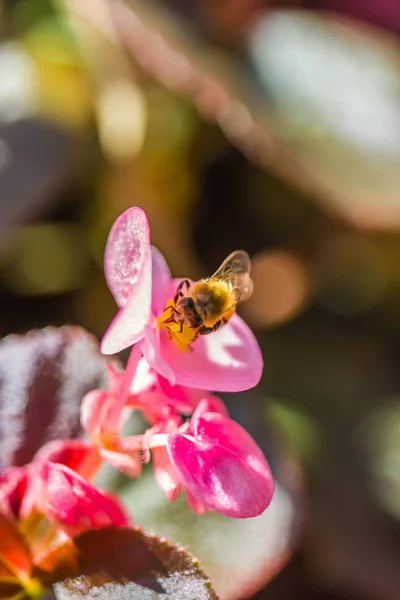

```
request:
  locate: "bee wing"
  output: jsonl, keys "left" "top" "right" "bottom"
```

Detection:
{"left": 208, "top": 250, "right": 253, "bottom": 305}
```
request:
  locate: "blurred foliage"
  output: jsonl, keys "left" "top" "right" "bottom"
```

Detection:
{"left": 1, "top": 0, "right": 400, "bottom": 598}
{"left": 118, "top": 466, "right": 300, "bottom": 600}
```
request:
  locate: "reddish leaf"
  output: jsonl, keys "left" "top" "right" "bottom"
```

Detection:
{"left": 0, "top": 514, "right": 32, "bottom": 599}
{"left": 0, "top": 327, "right": 109, "bottom": 470}
{"left": 34, "top": 526, "right": 218, "bottom": 599}
{"left": 0, "top": 513, "right": 32, "bottom": 575}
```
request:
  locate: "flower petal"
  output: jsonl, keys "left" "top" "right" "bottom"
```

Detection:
{"left": 167, "top": 437, "right": 271, "bottom": 518}
{"left": 38, "top": 462, "right": 130, "bottom": 535}
{"left": 185, "top": 489, "right": 209, "bottom": 515}
{"left": 81, "top": 389, "right": 112, "bottom": 436}
{"left": 140, "top": 325, "right": 176, "bottom": 385}
{"left": 152, "top": 447, "right": 181, "bottom": 501}
{"left": 106, "top": 361, "right": 124, "bottom": 392}
{"left": 100, "top": 448, "right": 142, "bottom": 478}
{"left": 167, "top": 414, "right": 273, "bottom": 518}
{"left": 0, "top": 467, "right": 28, "bottom": 519}
{"left": 155, "top": 313, "right": 263, "bottom": 392}
{"left": 105, "top": 207, "right": 151, "bottom": 308}
{"left": 101, "top": 282, "right": 151, "bottom": 355}
{"left": 129, "top": 357, "right": 158, "bottom": 396}
{"left": 101, "top": 210, "right": 152, "bottom": 355}
{"left": 191, "top": 396, "right": 229, "bottom": 421}
{"left": 151, "top": 246, "right": 172, "bottom": 315}
{"left": 157, "top": 375, "right": 205, "bottom": 415}
{"left": 34, "top": 440, "right": 98, "bottom": 476}
{"left": 194, "top": 413, "right": 272, "bottom": 477}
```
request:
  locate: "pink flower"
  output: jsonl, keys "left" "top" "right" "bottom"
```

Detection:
{"left": 80, "top": 382, "right": 143, "bottom": 478}
{"left": 149, "top": 398, "right": 274, "bottom": 518}
{"left": 101, "top": 207, "right": 263, "bottom": 392}
{"left": 127, "top": 356, "right": 206, "bottom": 422}
{"left": 78, "top": 358, "right": 205, "bottom": 476}
{"left": 0, "top": 460, "right": 131, "bottom": 537}
{"left": 34, "top": 461, "right": 130, "bottom": 536}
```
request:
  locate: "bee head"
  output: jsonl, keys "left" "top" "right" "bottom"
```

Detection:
{"left": 176, "top": 297, "right": 203, "bottom": 328}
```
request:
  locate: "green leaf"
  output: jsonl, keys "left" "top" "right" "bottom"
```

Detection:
{"left": 249, "top": 11, "right": 400, "bottom": 227}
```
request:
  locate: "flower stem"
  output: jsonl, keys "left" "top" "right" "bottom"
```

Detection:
{"left": 148, "top": 433, "right": 169, "bottom": 448}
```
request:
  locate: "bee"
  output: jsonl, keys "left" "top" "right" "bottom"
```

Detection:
{"left": 162, "top": 250, "right": 253, "bottom": 343}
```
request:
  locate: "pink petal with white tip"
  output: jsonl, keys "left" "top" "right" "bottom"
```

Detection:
{"left": 105, "top": 207, "right": 151, "bottom": 308}
{"left": 101, "top": 286, "right": 151, "bottom": 355}
{"left": 101, "top": 209, "right": 152, "bottom": 355}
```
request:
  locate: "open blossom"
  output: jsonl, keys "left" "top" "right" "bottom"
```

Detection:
{"left": 80, "top": 383, "right": 143, "bottom": 478}
{"left": 127, "top": 356, "right": 206, "bottom": 422}
{"left": 101, "top": 207, "right": 263, "bottom": 392}
{"left": 69, "top": 354, "right": 273, "bottom": 519}
{"left": 148, "top": 398, "right": 274, "bottom": 518}
{"left": 78, "top": 357, "right": 206, "bottom": 477}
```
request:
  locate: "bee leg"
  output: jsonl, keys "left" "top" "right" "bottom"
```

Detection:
{"left": 212, "top": 319, "right": 223, "bottom": 332}
{"left": 199, "top": 320, "right": 223, "bottom": 336}
{"left": 174, "top": 279, "right": 191, "bottom": 304}
{"left": 199, "top": 326, "right": 214, "bottom": 336}
{"left": 163, "top": 304, "right": 179, "bottom": 315}
{"left": 163, "top": 316, "right": 177, "bottom": 324}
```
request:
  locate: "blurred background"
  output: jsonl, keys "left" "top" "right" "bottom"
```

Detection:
{"left": 1, "top": 0, "right": 400, "bottom": 598}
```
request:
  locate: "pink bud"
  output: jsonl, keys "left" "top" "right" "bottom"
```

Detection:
{"left": 81, "top": 388, "right": 115, "bottom": 438}
{"left": 34, "top": 439, "right": 99, "bottom": 479}
{"left": 35, "top": 462, "right": 131, "bottom": 535}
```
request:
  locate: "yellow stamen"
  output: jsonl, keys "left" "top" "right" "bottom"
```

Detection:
{"left": 156, "top": 298, "right": 197, "bottom": 352}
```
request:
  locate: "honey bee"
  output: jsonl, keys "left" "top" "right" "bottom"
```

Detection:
{"left": 161, "top": 250, "right": 253, "bottom": 344}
